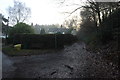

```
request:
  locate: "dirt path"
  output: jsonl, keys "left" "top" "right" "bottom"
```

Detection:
{"left": 2, "top": 53, "right": 16, "bottom": 78}
{"left": 2, "top": 42, "right": 119, "bottom": 78}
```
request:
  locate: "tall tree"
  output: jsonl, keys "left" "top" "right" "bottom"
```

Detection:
{"left": 58, "top": 0, "right": 119, "bottom": 26}
{"left": 8, "top": 0, "right": 31, "bottom": 25}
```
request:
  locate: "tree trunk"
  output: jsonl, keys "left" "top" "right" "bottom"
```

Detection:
{"left": 96, "top": 2, "right": 101, "bottom": 25}
{"left": 97, "top": 11, "right": 101, "bottom": 25}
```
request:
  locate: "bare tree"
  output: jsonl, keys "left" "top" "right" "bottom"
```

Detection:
{"left": 8, "top": 0, "right": 31, "bottom": 25}
{"left": 58, "top": 0, "right": 119, "bottom": 26}
{"left": 82, "top": 0, "right": 119, "bottom": 25}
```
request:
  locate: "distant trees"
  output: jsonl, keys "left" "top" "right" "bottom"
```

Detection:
{"left": 8, "top": 0, "right": 31, "bottom": 25}
{"left": 63, "top": 16, "right": 79, "bottom": 34}
{"left": 40, "top": 28, "right": 46, "bottom": 34}
{"left": 64, "top": 18, "right": 77, "bottom": 29}
{"left": 8, "top": 22, "right": 34, "bottom": 37}
{"left": 77, "top": 10, "right": 97, "bottom": 44}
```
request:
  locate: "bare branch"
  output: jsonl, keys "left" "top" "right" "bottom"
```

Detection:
{"left": 60, "top": 0, "right": 65, "bottom": 4}
{"left": 8, "top": 1, "right": 31, "bottom": 25}
{"left": 70, "top": 7, "right": 82, "bottom": 14}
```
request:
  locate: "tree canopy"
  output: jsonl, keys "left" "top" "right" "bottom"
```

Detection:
{"left": 8, "top": 22, "right": 34, "bottom": 37}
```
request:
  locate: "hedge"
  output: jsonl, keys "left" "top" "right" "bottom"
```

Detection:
{"left": 8, "top": 34, "right": 77, "bottom": 49}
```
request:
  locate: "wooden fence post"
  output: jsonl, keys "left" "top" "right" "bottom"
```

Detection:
{"left": 55, "top": 34, "right": 57, "bottom": 49}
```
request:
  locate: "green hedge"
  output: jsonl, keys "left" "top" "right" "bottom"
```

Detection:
{"left": 8, "top": 34, "right": 77, "bottom": 49}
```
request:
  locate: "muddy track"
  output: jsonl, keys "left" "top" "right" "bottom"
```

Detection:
{"left": 2, "top": 42, "right": 119, "bottom": 78}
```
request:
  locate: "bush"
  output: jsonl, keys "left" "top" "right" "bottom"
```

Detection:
{"left": 8, "top": 22, "right": 34, "bottom": 38}
{"left": 7, "top": 23, "right": 34, "bottom": 45}
{"left": 77, "top": 19, "right": 97, "bottom": 44}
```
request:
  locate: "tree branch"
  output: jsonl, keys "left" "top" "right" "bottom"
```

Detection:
{"left": 66, "top": 6, "right": 83, "bottom": 18}
{"left": 60, "top": 0, "right": 65, "bottom": 4}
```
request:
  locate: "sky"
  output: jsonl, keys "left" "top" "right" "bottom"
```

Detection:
{"left": 0, "top": 0, "right": 85, "bottom": 25}
{"left": 1, "top": 0, "right": 118, "bottom": 25}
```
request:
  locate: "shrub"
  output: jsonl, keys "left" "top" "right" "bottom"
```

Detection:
{"left": 7, "top": 23, "right": 34, "bottom": 45}
{"left": 8, "top": 22, "right": 34, "bottom": 38}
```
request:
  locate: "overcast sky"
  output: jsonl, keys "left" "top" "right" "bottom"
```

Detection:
{"left": 0, "top": 0, "right": 85, "bottom": 25}
{"left": 1, "top": 0, "right": 118, "bottom": 25}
